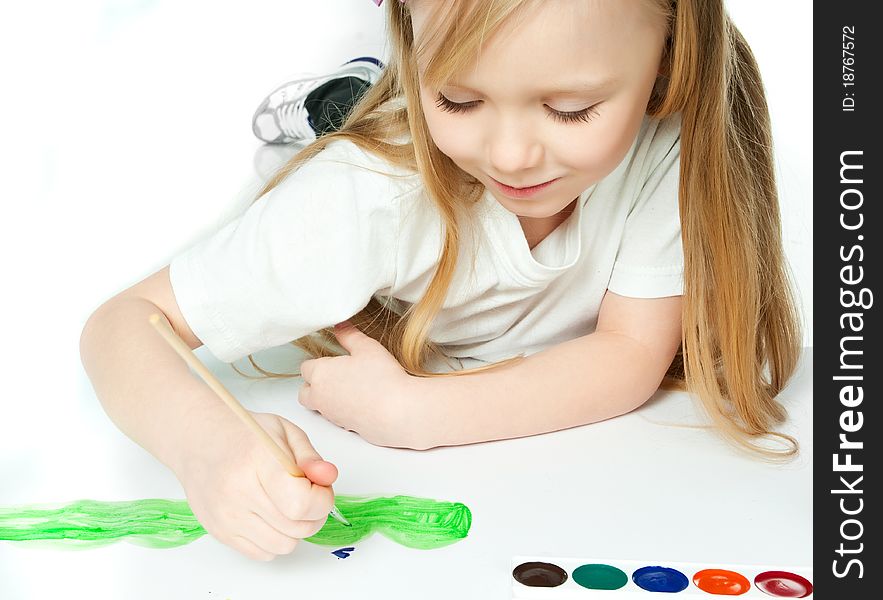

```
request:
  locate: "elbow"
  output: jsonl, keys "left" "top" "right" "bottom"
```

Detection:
{"left": 626, "top": 341, "right": 676, "bottom": 412}
{"left": 79, "top": 300, "right": 119, "bottom": 368}
{"left": 79, "top": 306, "right": 102, "bottom": 364}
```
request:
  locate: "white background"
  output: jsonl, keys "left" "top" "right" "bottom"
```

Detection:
{"left": 0, "top": 1, "right": 812, "bottom": 599}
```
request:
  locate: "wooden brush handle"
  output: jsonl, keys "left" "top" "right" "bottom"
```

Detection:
{"left": 147, "top": 313, "right": 304, "bottom": 477}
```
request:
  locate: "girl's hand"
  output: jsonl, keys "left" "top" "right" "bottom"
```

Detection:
{"left": 172, "top": 411, "right": 338, "bottom": 561}
{"left": 298, "top": 321, "right": 418, "bottom": 448}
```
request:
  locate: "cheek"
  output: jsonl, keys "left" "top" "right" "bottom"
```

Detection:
{"left": 419, "top": 85, "right": 484, "bottom": 165}
{"left": 566, "top": 108, "right": 646, "bottom": 178}
{"left": 563, "top": 130, "right": 630, "bottom": 180}
{"left": 421, "top": 101, "right": 473, "bottom": 160}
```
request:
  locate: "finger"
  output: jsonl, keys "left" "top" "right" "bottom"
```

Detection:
{"left": 252, "top": 502, "right": 328, "bottom": 541}
{"left": 241, "top": 512, "right": 300, "bottom": 556}
{"left": 252, "top": 474, "right": 331, "bottom": 539}
{"left": 332, "top": 321, "right": 364, "bottom": 354}
{"left": 228, "top": 534, "right": 275, "bottom": 562}
{"left": 300, "top": 458, "right": 339, "bottom": 487}
{"left": 279, "top": 419, "right": 333, "bottom": 474}
{"left": 299, "top": 356, "right": 332, "bottom": 384}
{"left": 299, "top": 358, "right": 314, "bottom": 382}
{"left": 263, "top": 470, "right": 336, "bottom": 522}
{"left": 298, "top": 382, "right": 314, "bottom": 410}
{"left": 258, "top": 419, "right": 339, "bottom": 520}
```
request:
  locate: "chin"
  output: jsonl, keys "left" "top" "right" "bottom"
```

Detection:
{"left": 492, "top": 195, "right": 557, "bottom": 217}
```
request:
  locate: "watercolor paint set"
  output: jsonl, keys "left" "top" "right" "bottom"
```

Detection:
{"left": 511, "top": 557, "right": 813, "bottom": 599}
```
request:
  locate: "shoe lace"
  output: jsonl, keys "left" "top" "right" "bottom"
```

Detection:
{"left": 277, "top": 99, "right": 314, "bottom": 141}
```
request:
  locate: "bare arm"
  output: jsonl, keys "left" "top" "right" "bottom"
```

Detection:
{"left": 79, "top": 268, "right": 228, "bottom": 474}
{"left": 80, "top": 266, "right": 340, "bottom": 561}
{"left": 411, "top": 291, "right": 683, "bottom": 448}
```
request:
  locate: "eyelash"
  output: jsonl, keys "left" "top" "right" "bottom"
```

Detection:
{"left": 434, "top": 92, "right": 600, "bottom": 124}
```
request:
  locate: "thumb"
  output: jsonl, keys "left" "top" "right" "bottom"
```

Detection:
{"left": 279, "top": 419, "right": 339, "bottom": 487}
{"left": 333, "top": 320, "right": 371, "bottom": 353}
{"left": 299, "top": 458, "right": 339, "bottom": 487}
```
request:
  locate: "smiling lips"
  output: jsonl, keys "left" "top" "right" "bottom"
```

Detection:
{"left": 491, "top": 176, "right": 562, "bottom": 199}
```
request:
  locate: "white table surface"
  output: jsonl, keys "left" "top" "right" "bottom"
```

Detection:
{"left": 0, "top": 345, "right": 812, "bottom": 599}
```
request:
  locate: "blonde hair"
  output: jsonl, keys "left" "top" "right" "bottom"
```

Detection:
{"left": 235, "top": 0, "right": 803, "bottom": 460}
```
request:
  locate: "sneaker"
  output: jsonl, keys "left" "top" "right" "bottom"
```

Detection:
{"left": 251, "top": 57, "right": 385, "bottom": 144}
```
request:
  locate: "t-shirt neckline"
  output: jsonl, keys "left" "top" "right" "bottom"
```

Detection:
{"left": 480, "top": 184, "right": 596, "bottom": 287}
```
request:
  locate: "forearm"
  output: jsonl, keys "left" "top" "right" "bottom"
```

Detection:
{"left": 79, "top": 297, "right": 236, "bottom": 474}
{"left": 413, "top": 332, "right": 669, "bottom": 448}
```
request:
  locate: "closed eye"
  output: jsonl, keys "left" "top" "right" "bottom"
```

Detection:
{"left": 434, "top": 92, "right": 600, "bottom": 124}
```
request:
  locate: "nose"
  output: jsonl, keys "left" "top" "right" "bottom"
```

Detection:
{"left": 487, "top": 113, "right": 544, "bottom": 177}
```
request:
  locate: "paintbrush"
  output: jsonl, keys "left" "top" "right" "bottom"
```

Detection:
{"left": 147, "top": 313, "right": 351, "bottom": 527}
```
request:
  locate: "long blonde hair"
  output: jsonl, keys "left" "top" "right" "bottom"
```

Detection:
{"left": 235, "top": 0, "right": 803, "bottom": 459}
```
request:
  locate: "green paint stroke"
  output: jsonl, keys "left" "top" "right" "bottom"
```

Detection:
{"left": 0, "top": 495, "right": 471, "bottom": 551}
{"left": 306, "top": 495, "right": 470, "bottom": 549}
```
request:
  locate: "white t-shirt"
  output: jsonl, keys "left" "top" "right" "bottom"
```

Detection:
{"left": 169, "top": 112, "right": 684, "bottom": 368}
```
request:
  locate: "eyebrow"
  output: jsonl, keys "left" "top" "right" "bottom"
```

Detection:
{"left": 445, "top": 77, "right": 618, "bottom": 97}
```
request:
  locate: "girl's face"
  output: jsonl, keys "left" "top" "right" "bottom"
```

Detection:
{"left": 410, "top": 0, "right": 667, "bottom": 220}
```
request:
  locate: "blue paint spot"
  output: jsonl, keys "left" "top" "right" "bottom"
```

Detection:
{"left": 632, "top": 566, "right": 689, "bottom": 592}
{"left": 331, "top": 546, "right": 356, "bottom": 559}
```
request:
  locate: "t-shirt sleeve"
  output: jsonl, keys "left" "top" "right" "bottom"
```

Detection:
{"left": 168, "top": 142, "right": 402, "bottom": 363}
{"left": 608, "top": 120, "right": 685, "bottom": 298}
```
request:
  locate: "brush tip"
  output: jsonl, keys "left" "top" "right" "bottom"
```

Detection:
{"left": 330, "top": 506, "right": 351, "bottom": 527}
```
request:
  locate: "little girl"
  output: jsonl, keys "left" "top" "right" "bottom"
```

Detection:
{"left": 80, "top": 0, "right": 803, "bottom": 561}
